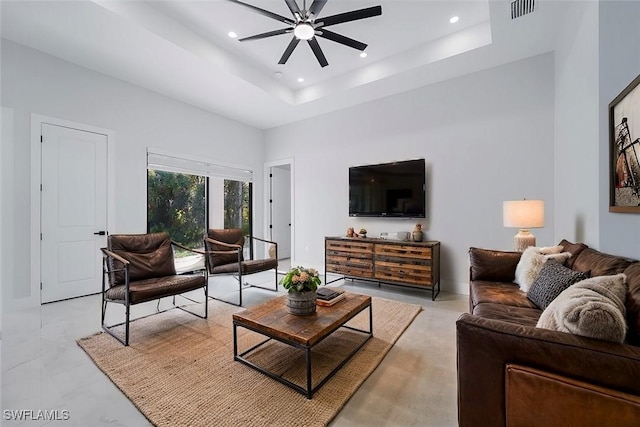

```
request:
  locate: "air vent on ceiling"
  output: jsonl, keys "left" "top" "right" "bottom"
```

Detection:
{"left": 511, "top": 0, "right": 535, "bottom": 19}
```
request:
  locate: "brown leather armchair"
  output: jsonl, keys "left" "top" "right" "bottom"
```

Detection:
{"left": 204, "top": 228, "right": 278, "bottom": 306}
{"left": 100, "top": 232, "right": 208, "bottom": 345}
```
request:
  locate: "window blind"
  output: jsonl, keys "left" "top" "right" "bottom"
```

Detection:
{"left": 147, "top": 149, "right": 253, "bottom": 182}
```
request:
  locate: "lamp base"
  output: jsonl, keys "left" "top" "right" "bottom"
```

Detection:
{"left": 514, "top": 229, "right": 536, "bottom": 252}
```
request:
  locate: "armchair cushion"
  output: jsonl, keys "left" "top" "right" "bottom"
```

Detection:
{"left": 105, "top": 274, "right": 205, "bottom": 304}
{"left": 108, "top": 232, "right": 176, "bottom": 285}
{"left": 243, "top": 258, "right": 278, "bottom": 274}
{"left": 206, "top": 228, "right": 244, "bottom": 267}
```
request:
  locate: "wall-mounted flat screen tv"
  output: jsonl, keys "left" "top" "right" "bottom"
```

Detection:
{"left": 349, "top": 159, "right": 426, "bottom": 218}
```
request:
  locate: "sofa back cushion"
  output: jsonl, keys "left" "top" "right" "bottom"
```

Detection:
{"left": 558, "top": 239, "right": 588, "bottom": 269}
{"left": 624, "top": 262, "right": 640, "bottom": 345}
{"left": 469, "top": 247, "right": 521, "bottom": 282}
{"left": 572, "top": 248, "right": 632, "bottom": 277}
{"left": 108, "top": 232, "right": 176, "bottom": 285}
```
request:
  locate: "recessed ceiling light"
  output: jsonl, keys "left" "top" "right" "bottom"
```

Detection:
{"left": 228, "top": 31, "right": 237, "bottom": 38}
{"left": 297, "top": 77, "right": 304, "bottom": 83}
{"left": 360, "top": 52, "right": 368, "bottom": 58}
{"left": 449, "top": 16, "right": 459, "bottom": 24}
{"left": 274, "top": 72, "right": 283, "bottom": 79}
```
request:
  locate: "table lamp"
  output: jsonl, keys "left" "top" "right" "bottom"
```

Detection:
{"left": 503, "top": 200, "right": 544, "bottom": 252}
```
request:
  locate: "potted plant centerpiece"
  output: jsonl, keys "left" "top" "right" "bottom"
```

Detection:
{"left": 280, "top": 266, "right": 322, "bottom": 315}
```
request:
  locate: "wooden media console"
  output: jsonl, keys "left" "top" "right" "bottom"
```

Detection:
{"left": 325, "top": 237, "right": 441, "bottom": 300}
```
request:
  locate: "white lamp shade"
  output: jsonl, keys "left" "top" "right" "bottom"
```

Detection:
{"left": 503, "top": 200, "right": 544, "bottom": 228}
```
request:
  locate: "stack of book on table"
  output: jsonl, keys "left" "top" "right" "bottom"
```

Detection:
{"left": 316, "top": 287, "right": 346, "bottom": 307}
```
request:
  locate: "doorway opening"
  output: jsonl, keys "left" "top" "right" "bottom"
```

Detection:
{"left": 265, "top": 159, "right": 294, "bottom": 273}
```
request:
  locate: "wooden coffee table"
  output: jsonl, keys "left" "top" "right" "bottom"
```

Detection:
{"left": 232, "top": 292, "right": 372, "bottom": 398}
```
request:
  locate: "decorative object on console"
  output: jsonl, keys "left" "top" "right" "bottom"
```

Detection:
{"left": 346, "top": 227, "right": 357, "bottom": 238}
{"left": 412, "top": 224, "right": 423, "bottom": 242}
{"left": 609, "top": 73, "right": 640, "bottom": 212}
{"left": 359, "top": 228, "right": 367, "bottom": 238}
{"left": 537, "top": 273, "right": 628, "bottom": 343}
{"left": 513, "top": 246, "right": 572, "bottom": 292}
{"left": 503, "top": 199, "right": 545, "bottom": 252}
{"left": 280, "top": 266, "right": 322, "bottom": 315}
{"left": 380, "top": 231, "right": 410, "bottom": 241}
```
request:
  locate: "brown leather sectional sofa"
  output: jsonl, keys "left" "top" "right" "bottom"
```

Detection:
{"left": 457, "top": 240, "right": 640, "bottom": 426}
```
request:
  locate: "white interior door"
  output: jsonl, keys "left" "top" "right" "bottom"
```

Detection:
{"left": 270, "top": 165, "right": 291, "bottom": 259}
{"left": 41, "top": 123, "right": 107, "bottom": 303}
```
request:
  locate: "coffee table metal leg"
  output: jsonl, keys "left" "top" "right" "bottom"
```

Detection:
{"left": 233, "top": 323, "right": 238, "bottom": 359}
{"left": 306, "top": 347, "right": 312, "bottom": 399}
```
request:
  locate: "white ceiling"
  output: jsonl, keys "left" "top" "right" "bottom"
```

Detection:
{"left": 0, "top": 0, "right": 561, "bottom": 129}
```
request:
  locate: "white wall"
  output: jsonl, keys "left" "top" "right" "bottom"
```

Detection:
{"left": 598, "top": 1, "right": 640, "bottom": 258}
{"left": 553, "top": 1, "right": 600, "bottom": 247}
{"left": 265, "top": 53, "right": 556, "bottom": 294}
{"left": 0, "top": 40, "right": 264, "bottom": 307}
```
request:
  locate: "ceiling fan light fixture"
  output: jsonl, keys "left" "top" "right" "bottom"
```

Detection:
{"left": 293, "top": 23, "right": 315, "bottom": 40}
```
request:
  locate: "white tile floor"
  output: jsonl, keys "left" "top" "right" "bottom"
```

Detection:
{"left": 1, "top": 270, "right": 468, "bottom": 426}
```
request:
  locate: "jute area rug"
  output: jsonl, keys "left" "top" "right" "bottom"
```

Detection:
{"left": 78, "top": 297, "right": 421, "bottom": 427}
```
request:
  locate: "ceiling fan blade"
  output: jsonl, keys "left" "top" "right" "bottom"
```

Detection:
{"left": 316, "top": 29, "right": 367, "bottom": 51}
{"left": 228, "top": 0, "right": 295, "bottom": 25}
{"left": 317, "top": 5, "right": 382, "bottom": 28}
{"left": 284, "top": 0, "right": 301, "bottom": 15}
{"left": 239, "top": 28, "right": 291, "bottom": 41}
{"left": 308, "top": 38, "right": 328, "bottom": 67}
{"left": 278, "top": 37, "right": 300, "bottom": 64}
{"left": 308, "top": 0, "right": 328, "bottom": 16}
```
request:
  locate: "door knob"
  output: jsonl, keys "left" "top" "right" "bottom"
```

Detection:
{"left": 93, "top": 231, "right": 107, "bottom": 236}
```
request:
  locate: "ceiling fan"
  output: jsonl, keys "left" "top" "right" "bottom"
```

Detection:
{"left": 228, "top": 0, "right": 382, "bottom": 67}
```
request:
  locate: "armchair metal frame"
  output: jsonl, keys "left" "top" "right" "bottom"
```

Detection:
{"left": 205, "top": 233, "right": 278, "bottom": 307}
{"left": 101, "top": 239, "right": 209, "bottom": 346}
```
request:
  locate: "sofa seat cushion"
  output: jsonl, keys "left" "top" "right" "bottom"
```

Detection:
{"left": 473, "top": 302, "right": 541, "bottom": 327}
{"left": 106, "top": 274, "right": 206, "bottom": 304}
{"left": 471, "top": 281, "right": 538, "bottom": 310}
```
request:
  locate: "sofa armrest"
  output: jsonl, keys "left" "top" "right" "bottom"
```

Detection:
{"left": 456, "top": 313, "right": 640, "bottom": 427}
{"left": 469, "top": 247, "right": 521, "bottom": 282}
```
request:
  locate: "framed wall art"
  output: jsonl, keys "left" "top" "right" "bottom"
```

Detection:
{"left": 609, "top": 73, "right": 640, "bottom": 213}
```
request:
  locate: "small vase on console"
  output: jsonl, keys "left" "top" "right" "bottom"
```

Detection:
{"left": 412, "top": 224, "right": 424, "bottom": 242}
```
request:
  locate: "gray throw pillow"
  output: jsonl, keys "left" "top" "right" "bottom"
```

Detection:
{"left": 536, "top": 273, "right": 628, "bottom": 343}
{"left": 527, "top": 260, "right": 590, "bottom": 310}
